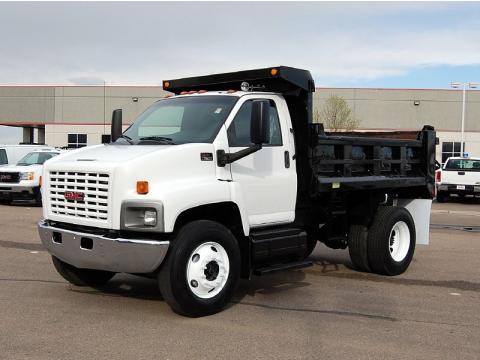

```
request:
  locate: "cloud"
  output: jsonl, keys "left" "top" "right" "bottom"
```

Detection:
{"left": 0, "top": 2, "right": 478, "bottom": 86}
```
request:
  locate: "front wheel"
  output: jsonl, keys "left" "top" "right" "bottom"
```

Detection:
{"left": 158, "top": 220, "right": 241, "bottom": 317}
{"left": 52, "top": 256, "right": 115, "bottom": 287}
{"left": 367, "top": 207, "right": 416, "bottom": 276}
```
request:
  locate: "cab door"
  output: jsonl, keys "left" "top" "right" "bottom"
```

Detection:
{"left": 226, "top": 96, "right": 297, "bottom": 227}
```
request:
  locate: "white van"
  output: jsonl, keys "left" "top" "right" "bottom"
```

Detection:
{"left": 0, "top": 145, "right": 53, "bottom": 167}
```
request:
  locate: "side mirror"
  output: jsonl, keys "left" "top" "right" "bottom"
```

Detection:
{"left": 111, "top": 109, "right": 123, "bottom": 142}
{"left": 250, "top": 100, "right": 270, "bottom": 145}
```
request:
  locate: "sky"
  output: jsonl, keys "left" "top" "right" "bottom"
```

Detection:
{"left": 0, "top": 1, "right": 479, "bottom": 143}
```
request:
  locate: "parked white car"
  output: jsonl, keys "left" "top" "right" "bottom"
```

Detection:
{"left": 436, "top": 156, "right": 480, "bottom": 202}
{"left": 0, "top": 148, "right": 62, "bottom": 205}
{"left": 0, "top": 144, "right": 53, "bottom": 167}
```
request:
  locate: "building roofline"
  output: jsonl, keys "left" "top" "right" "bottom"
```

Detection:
{"left": 0, "top": 85, "right": 477, "bottom": 92}
{"left": 0, "top": 84, "right": 163, "bottom": 88}
{"left": 315, "top": 87, "right": 479, "bottom": 92}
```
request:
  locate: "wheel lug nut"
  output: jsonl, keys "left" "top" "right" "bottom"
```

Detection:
{"left": 190, "top": 280, "right": 198, "bottom": 288}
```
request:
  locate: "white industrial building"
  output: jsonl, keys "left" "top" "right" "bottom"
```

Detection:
{"left": 0, "top": 85, "right": 479, "bottom": 164}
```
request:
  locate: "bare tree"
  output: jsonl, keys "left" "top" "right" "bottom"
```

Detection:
{"left": 315, "top": 95, "right": 359, "bottom": 132}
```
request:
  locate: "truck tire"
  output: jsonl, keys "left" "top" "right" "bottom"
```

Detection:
{"left": 436, "top": 191, "right": 448, "bottom": 203}
{"left": 52, "top": 256, "right": 115, "bottom": 287}
{"left": 348, "top": 225, "right": 371, "bottom": 272}
{"left": 367, "top": 207, "right": 416, "bottom": 276}
{"left": 158, "top": 220, "right": 241, "bottom": 317}
{"left": 34, "top": 187, "right": 42, "bottom": 207}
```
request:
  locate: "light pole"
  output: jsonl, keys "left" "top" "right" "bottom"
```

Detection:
{"left": 450, "top": 81, "right": 478, "bottom": 156}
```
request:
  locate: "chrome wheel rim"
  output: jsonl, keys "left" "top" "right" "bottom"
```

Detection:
{"left": 186, "top": 241, "right": 230, "bottom": 299}
{"left": 389, "top": 221, "right": 410, "bottom": 262}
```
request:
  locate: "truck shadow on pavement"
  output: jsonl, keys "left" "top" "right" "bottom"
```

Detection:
{"left": 70, "top": 253, "right": 351, "bottom": 304}
{"left": 71, "top": 275, "right": 165, "bottom": 301}
{"left": 440, "top": 196, "right": 480, "bottom": 205}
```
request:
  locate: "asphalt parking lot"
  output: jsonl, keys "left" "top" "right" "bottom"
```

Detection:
{"left": 0, "top": 200, "right": 479, "bottom": 360}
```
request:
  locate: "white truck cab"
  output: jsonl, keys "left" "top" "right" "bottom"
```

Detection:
{"left": 0, "top": 147, "right": 62, "bottom": 205}
{"left": 436, "top": 156, "right": 480, "bottom": 202}
{"left": 38, "top": 67, "right": 436, "bottom": 316}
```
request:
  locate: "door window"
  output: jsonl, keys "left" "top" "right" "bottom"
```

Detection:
{"left": 227, "top": 100, "right": 282, "bottom": 147}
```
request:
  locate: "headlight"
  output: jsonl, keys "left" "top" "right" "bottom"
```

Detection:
{"left": 19, "top": 172, "right": 34, "bottom": 181}
{"left": 143, "top": 210, "right": 157, "bottom": 226}
{"left": 120, "top": 201, "right": 163, "bottom": 232}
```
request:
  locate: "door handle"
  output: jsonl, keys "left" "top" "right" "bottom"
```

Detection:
{"left": 284, "top": 151, "right": 290, "bottom": 168}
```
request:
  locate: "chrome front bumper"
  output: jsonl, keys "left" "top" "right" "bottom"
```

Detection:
{"left": 38, "top": 220, "right": 169, "bottom": 273}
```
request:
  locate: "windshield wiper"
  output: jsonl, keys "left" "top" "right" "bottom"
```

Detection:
{"left": 138, "top": 136, "right": 176, "bottom": 145}
{"left": 118, "top": 134, "right": 134, "bottom": 145}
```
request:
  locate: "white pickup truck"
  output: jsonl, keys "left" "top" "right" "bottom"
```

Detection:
{"left": 436, "top": 156, "right": 480, "bottom": 202}
{"left": 0, "top": 148, "right": 62, "bottom": 205}
{"left": 38, "top": 67, "right": 436, "bottom": 316}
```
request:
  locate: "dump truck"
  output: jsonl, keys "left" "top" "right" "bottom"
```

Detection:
{"left": 38, "top": 67, "right": 436, "bottom": 316}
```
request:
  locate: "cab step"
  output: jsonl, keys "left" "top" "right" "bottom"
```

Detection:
{"left": 253, "top": 260, "right": 313, "bottom": 276}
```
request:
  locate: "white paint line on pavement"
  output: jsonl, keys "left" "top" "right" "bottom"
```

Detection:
{"left": 449, "top": 292, "right": 461, "bottom": 296}
{"left": 30, "top": 251, "right": 39, "bottom": 254}
{"left": 431, "top": 210, "right": 480, "bottom": 216}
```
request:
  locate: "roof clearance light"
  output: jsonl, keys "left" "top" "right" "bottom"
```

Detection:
{"left": 270, "top": 68, "right": 279, "bottom": 76}
{"left": 240, "top": 82, "right": 250, "bottom": 91}
{"left": 198, "top": 90, "right": 207, "bottom": 94}
{"left": 180, "top": 91, "right": 188, "bottom": 95}
{"left": 227, "top": 89, "right": 236, "bottom": 93}
{"left": 188, "top": 90, "right": 197, "bottom": 94}
{"left": 136, "top": 181, "right": 149, "bottom": 195}
{"left": 163, "top": 81, "right": 170, "bottom": 89}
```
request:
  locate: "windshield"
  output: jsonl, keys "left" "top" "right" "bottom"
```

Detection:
{"left": 17, "top": 152, "right": 58, "bottom": 166}
{"left": 119, "top": 96, "right": 238, "bottom": 145}
{"left": 444, "top": 159, "right": 480, "bottom": 171}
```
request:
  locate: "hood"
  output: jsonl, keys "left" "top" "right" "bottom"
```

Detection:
{"left": 50, "top": 144, "right": 172, "bottom": 164}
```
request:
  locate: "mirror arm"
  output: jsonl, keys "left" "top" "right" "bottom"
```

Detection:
{"left": 217, "top": 145, "right": 262, "bottom": 167}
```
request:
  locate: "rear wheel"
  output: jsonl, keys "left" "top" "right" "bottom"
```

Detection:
{"left": 158, "top": 220, "right": 241, "bottom": 317}
{"left": 348, "top": 224, "right": 371, "bottom": 272}
{"left": 436, "top": 191, "right": 448, "bottom": 203}
{"left": 367, "top": 207, "right": 416, "bottom": 276}
{"left": 52, "top": 256, "right": 115, "bottom": 287}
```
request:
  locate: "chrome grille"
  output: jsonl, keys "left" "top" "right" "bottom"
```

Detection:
{"left": 49, "top": 171, "right": 110, "bottom": 221}
{"left": 0, "top": 172, "right": 20, "bottom": 183}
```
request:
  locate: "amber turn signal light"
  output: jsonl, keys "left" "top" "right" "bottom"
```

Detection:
{"left": 136, "top": 181, "right": 149, "bottom": 194}
{"left": 163, "top": 81, "right": 170, "bottom": 89}
{"left": 270, "top": 68, "right": 279, "bottom": 76}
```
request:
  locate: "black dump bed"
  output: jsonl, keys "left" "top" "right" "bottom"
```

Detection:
{"left": 308, "top": 124, "right": 436, "bottom": 197}
{"left": 163, "top": 66, "right": 436, "bottom": 198}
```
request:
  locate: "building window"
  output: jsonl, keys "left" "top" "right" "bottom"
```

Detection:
{"left": 68, "top": 134, "right": 87, "bottom": 148}
{"left": 101, "top": 135, "right": 111, "bottom": 144}
{"left": 441, "top": 141, "right": 465, "bottom": 164}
